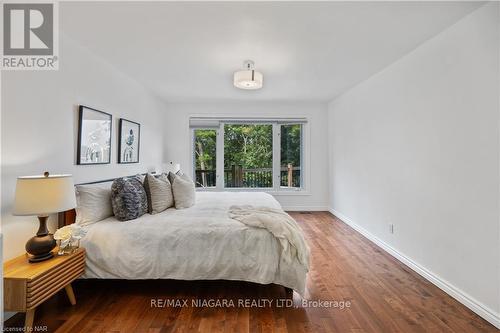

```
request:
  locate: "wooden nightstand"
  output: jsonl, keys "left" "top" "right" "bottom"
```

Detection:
{"left": 3, "top": 248, "right": 85, "bottom": 331}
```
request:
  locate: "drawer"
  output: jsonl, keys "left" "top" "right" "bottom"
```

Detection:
{"left": 26, "top": 253, "right": 85, "bottom": 309}
{"left": 27, "top": 252, "right": 85, "bottom": 291}
{"left": 4, "top": 248, "right": 86, "bottom": 313}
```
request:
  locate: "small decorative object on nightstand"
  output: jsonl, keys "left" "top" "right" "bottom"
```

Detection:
{"left": 13, "top": 172, "right": 76, "bottom": 262}
{"left": 54, "top": 224, "right": 86, "bottom": 255}
{"left": 3, "top": 248, "right": 85, "bottom": 331}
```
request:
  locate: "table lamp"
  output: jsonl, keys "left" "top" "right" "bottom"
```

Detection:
{"left": 13, "top": 172, "right": 76, "bottom": 263}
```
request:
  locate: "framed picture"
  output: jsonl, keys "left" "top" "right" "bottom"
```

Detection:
{"left": 118, "top": 118, "right": 140, "bottom": 163}
{"left": 77, "top": 105, "right": 112, "bottom": 165}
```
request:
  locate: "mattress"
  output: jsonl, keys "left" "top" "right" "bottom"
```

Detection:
{"left": 79, "top": 191, "right": 308, "bottom": 294}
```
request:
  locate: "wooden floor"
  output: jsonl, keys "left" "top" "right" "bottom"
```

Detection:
{"left": 5, "top": 212, "right": 497, "bottom": 332}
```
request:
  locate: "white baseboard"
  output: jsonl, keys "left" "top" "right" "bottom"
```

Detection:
{"left": 329, "top": 208, "right": 500, "bottom": 329}
{"left": 283, "top": 206, "right": 329, "bottom": 211}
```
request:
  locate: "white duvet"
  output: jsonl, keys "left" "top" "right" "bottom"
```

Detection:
{"left": 80, "top": 192, "right": 308, "bottom": 294}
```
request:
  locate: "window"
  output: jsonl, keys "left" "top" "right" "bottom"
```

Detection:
{"left": 191, "top": 118, "right": 305, "bottom": 191}
{"left": 193, "top": 129, "right": 217, "bottom": 188}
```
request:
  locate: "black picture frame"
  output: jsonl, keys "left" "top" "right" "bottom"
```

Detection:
{"left": 118, "top": 118, "right": 141, "bottom": 164}
{"left": 77, "top": 105, "right": 112, "bottom": 165}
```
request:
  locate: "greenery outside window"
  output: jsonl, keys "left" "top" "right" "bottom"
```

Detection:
{"left": 193, "top": 129, "right": 217, "bottom": 188}
{"left": 224, "top": 124, "right": 273, "bottom": 188}
{"left": 280, "top": 124, "right": 302, "bottom": 188}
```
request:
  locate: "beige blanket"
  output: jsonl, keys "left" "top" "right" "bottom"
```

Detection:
{"left": 229, "top": 205, "right": 310, "bottom": 270}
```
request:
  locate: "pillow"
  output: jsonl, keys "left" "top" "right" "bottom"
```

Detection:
{"left": 75, "top": 181, "right": 114, "bottom": 226}
{"left": 111, "top": 176, "right": 148, "bottom": 221}
{"left": 167, "top": 169, "right": 183, "bottom": 184}
{"left": 136, "top": 173, "right": 146, "bottom": 183}
{"left": 170, "top": 172, "right": 195, "bottom": 209}
{"left": 143, "top": 173, "right": 174, "bottom": 214}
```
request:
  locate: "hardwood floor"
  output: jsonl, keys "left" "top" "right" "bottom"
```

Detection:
{"left": 5, "top": 212, "right": 497, "bottom": 332}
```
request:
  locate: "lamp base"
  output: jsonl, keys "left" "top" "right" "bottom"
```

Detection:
{"left": 28, "top": 252, "right": 54, "bottom": 263}
{"left": 26, "top": 234, "right": 56, "bottom": 263}
{"left": 26, "top": 216, "right": 56, "bottom": 263}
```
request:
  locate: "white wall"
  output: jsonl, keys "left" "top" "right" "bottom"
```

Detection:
{"left": 1, "top": 34, "right": 166, "bottom": 261}
{"left": 328, "top": 2, "right": 499, "bottom": 325}
{"left": 163, "top": 102, "right": 330, "bottom": 211}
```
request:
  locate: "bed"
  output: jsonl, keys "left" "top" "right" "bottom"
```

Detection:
{"left": 59, "top": 190, "right": 309, "bottom": 294}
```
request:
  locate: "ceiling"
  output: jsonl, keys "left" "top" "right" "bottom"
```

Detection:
{"left": 61, "top": 1, "right": 483, "bottom": 102}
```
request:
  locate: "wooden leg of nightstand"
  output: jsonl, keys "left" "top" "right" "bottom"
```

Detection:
{"left": 25, "top": 308, "right": 35, "bottom": 331}
{"left": 65, "top": 283, "right": 76, "bottom": 305}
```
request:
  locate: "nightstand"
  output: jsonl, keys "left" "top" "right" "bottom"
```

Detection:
{"left": 3, "top": 248, "right": 85, "bottom": 331}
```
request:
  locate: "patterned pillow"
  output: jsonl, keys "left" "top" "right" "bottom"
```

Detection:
{"left": 144, "top": 173, "right": 174, "bottom": 214}
{"left": 111, "top": 176, "right": 148, "bottom": 221}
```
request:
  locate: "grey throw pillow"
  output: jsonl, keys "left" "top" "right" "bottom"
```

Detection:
{"left": 170, "top": 172, "right": 195, "bottom": 209}
{"left": 144, "top": 173, "right": 174, "bottom": 214}
{"left": 111, "top": 176, "right": 148, "bottom": 221}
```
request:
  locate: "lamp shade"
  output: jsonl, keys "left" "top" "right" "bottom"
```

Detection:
{"left": 233, "top": 60, "right": 263, "bottom": 90}
{"left": 233, "top": 70, "right": 263, "bottom": 90}
{"left": 13, "top": 174, "right": 76, "bottom": 216}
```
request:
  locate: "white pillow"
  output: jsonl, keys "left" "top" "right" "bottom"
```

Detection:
{"left": 144, "top": 173, "right": 174, "bottom": 214}
{"left": 170, "top": 173, "right": 195, "bottom": 209}
{"left": 75, "top": 181, "right": 114, "bottom": 226}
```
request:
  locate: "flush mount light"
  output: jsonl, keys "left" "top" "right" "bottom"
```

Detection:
{"left": 233, "top": 60, "right": 263, "bottom": 90}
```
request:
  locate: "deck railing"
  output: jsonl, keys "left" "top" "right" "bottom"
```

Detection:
{"left": 195, "top": 165, "right": 300, "bottom": 188}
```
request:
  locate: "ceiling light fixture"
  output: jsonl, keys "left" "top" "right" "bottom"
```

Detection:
{"left": 233, "top": 60, "right": 263, "bottom": 90}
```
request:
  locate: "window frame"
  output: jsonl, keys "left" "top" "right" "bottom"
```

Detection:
{"left": 190, "top": 119, "right": 308, "bottom": 194}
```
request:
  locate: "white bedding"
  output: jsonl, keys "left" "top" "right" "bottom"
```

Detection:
{"left": 80, "top": 192, "right": 308, "bottom": 294}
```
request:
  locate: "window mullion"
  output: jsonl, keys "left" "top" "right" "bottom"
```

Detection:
{"left": 272, "top": 123, "right": 281, "bottom": 191}
{"left": 216, "top": 123, "right": 225, "bottom": 189}
{"left": 190, "top": 129, "right": 195, "bottom": 181}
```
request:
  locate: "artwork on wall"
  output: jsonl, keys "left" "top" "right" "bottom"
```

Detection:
{"left": 77, "top": 106, "right": 112, "bottom": 165}
{"left": 118, "top": 118, "right": 140, "bottom": 163}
